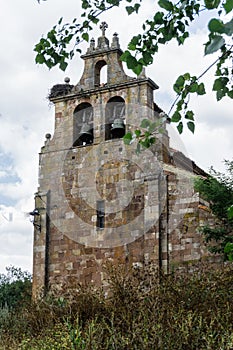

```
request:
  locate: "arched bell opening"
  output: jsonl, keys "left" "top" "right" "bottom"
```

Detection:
{"left": 105, "top": 96, "right": 125, "bottom": 140}
{"left": 73, "top": 102, "right": 94, "bottom": 147}
{"left": 95, "top": 60, "right": 107, "bottom": 86}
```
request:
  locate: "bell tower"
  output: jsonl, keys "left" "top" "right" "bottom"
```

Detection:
{"left": 32, "top": 23, "right": 171, "bottom": 297}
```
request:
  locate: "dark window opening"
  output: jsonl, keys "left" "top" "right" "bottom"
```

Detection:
{"left": 73, "top": 103, "right": 93, "bottom": 147}
{"left": 105, "top": 96, "right": 126, "bottom": 140}
{"left": 97, "top": 200, "right": 105, "bottom": 229}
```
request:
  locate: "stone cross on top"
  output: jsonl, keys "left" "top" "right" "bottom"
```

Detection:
{"left": 100, "top": 21, "right": 108, "bottom": 36}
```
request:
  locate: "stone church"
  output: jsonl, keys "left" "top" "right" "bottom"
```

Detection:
{"left": 32, "top": 23, "right": 214, "bottom": 297}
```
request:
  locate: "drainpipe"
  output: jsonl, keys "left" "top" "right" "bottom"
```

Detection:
{"left": 44, "top": 189, "right": 51, "bottom": 294}
{"left": 158, "top": 173, "right": 169, "bottom": 274}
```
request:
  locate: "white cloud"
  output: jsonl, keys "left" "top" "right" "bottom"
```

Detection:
{"left": 0, "top": 205, "right": 33, "bottom": 272}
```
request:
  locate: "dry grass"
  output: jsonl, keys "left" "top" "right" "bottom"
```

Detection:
{"left": 0, "top": 262, "right": 233, "bottom": 349}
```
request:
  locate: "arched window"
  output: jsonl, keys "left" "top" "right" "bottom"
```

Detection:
{"left": 73, "top": 103, "right": 93, "bottom": 147}
{"left": 95, "top": 60, "right": 107, "bottom": 86}
{"left": 105, "top": 96, "right": 125, "bottom": 140}
{"left": 100, "top": 65, "right": 107, "bottom": 85}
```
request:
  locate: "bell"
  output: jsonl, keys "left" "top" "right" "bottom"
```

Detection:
{"left": 76, "top": 124, "right": 93, "bottom": 146}
{"left": 111, "top": 118, "right": 125, "bottom": 139}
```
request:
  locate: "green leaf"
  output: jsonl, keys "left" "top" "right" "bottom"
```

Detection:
{"left": 227, "top": 205, "right": 233, "bottom": 220}
{"left": 213, "top": 77, "right": 229, "bottom": 91}
{"left": 135, "top": 129, "right": 141, "bottom": 137}
{"left": 205, "top": 35, "right": 225, "bottom": 55}
{"left": 120, "top": 50, "right": 139, "bottom": 71}
{"left": 223, "top": 18, "right": 233, "bottom": 35}
{"left": 187, "top": 121, "right": 195, "bottom": 133}
{"left": 128, "top": 36, "right": 140, "bottom": 50}
{"left": 134, "top": 3, "right": 141, "bottom": 13}
{"left": 82, "top": 32, "right": 89, "bottom": 42}
{"left": 132, "top": 63, "right": 143, "bottom": 75}
{"left": 140, "top": 119, "right": 151, "bottom": 128}
{"left": 35, "top": 53, "right": 45, "bottom": 64}
{"left": 120, "top": 50, "right": 131, "bottom": 62}
{"left": 197, "top": 83, "right": 206, "bottom": 95}
{"left": 183, "top": 72, "right": 191, "bottom": 80}
{"left": 227, "top": 90, "right": 233, "bottom": 98}
{"left": 126, "top": 6, "right": 135, "bottom": 14}
{"left": 208, "top": 18, "right": 225, "bottom": 33}
{"left": 149, "top": 136, "right": 156, "bottom": 145}
{"left": 154, "top": 12, "right": 164, "bottom": 24}
{"left": 171, "top": 111, "right": 181, "bottom": 122}
{"left": 175, "top": 75, "right": 185, "bottom": 87}
{"left": 123, "top": 132, "right": 133, "bottom": 145}
{"left": 224, "top": 242, "right": 233, "bottom": 261}
{"left": 185, "top": 111, "right": 194, "bottom": 121}
{"left": 158, "top": 0, "right": 173, "bottom": 11}
{"left": 216, "top": 89, "right": 226, "bottom": 101}
{"left": 148, "top": 122, "right": 157, "bottom": 133}
{"left": 142, "top": 51, "right": 153, "bottom": 65}
{"left": 82, "top": 0, "right": 90, "bottom": 9}
{"left": 223, "top": 0, "right": 233, "bottom": 13}
{"left": 173, "top": 75, "right": 185, "bottom": 93}
{"left": 125, "top": 54, "right": 138, "bottom": 69}
{"left": 45, "top": 59, "right": 53, "bottom": 69}
{"left": 59, "top": 60, "right": 68, "bottom": 71}
{"left": 204, "top": 0, "right": 221, "bottom": 9}
{"left": 177, "top": 121, "right": 183, "bottom": 134}
{"left": 189, "top": 82, "right": 198, "bottom": 93}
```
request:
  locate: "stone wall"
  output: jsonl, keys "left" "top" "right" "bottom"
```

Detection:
{"left": 32, "top": 28, "right": 218, "bottom": 297}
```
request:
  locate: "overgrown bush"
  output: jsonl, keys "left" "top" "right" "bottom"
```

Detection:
{"left": 0, "top": 263, "right": 233, "bottom": 349}
{"left": 195, "top": 160, "right": 233, "bottom": 259}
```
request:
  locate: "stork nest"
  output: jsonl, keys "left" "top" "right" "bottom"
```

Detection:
{"left": 49, "top": 84, "right": 74, "bottom": 98}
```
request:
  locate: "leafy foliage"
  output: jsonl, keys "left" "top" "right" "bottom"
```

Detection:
{"left": 1, "top": 263, "right": 233, "bottom": 349}
{"left": 195, "top": 160, "right": 233, "bottom": 259}
{"left": 123, "top": 116, "right": 164, "bottom": 153}
{"left": 35, "top": 0, "right": 233, "bottom": 135}
{"left": 0, "top": 266, "right": 32, "bottom": 309}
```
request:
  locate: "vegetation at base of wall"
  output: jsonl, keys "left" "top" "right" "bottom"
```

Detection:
{"left": 0, "top": 262, "right": 233, "bottom": 349}
{"left": 195, "top": 160, "right": 233, "bottom": 260}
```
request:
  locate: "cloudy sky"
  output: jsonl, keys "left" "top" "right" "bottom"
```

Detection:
{"left": 0, "top": 0, "right": 232, "bottom": 274}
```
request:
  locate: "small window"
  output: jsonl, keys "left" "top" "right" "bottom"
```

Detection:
{"left": 97, "top": 200, "right": 105, "bottom": 229}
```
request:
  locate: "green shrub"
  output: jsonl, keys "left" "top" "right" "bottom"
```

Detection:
{"left": 0, "top": 266, "right": 32, "bottom": 309}
{"left": 0, "top": 263, "right": 233, "bottom": 349}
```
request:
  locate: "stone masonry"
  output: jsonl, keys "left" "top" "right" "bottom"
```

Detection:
{"left": 32, "top": 24, "right": 217, "bottom": 298}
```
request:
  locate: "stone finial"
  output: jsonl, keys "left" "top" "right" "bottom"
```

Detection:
{"left": 87, "top": 38, "right": 95, "bottom": 52}
{"left": 44, "top": 133, "right": 51, "bottom": 146}
{"left": 138, "top": 67, "right": 146, "bottom": 78}
{"left": 100, "top": 21, "right": 108, "bottom": 37}
{"left": 111, "top": 32, "right": 120, "bottom": 49}
{"left": 97, "top": 22, "right": 109, "bottom": 49}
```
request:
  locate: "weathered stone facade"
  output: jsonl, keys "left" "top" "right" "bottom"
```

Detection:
{"left": 32, "top": 25, "right": 216, "bottom": 298}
